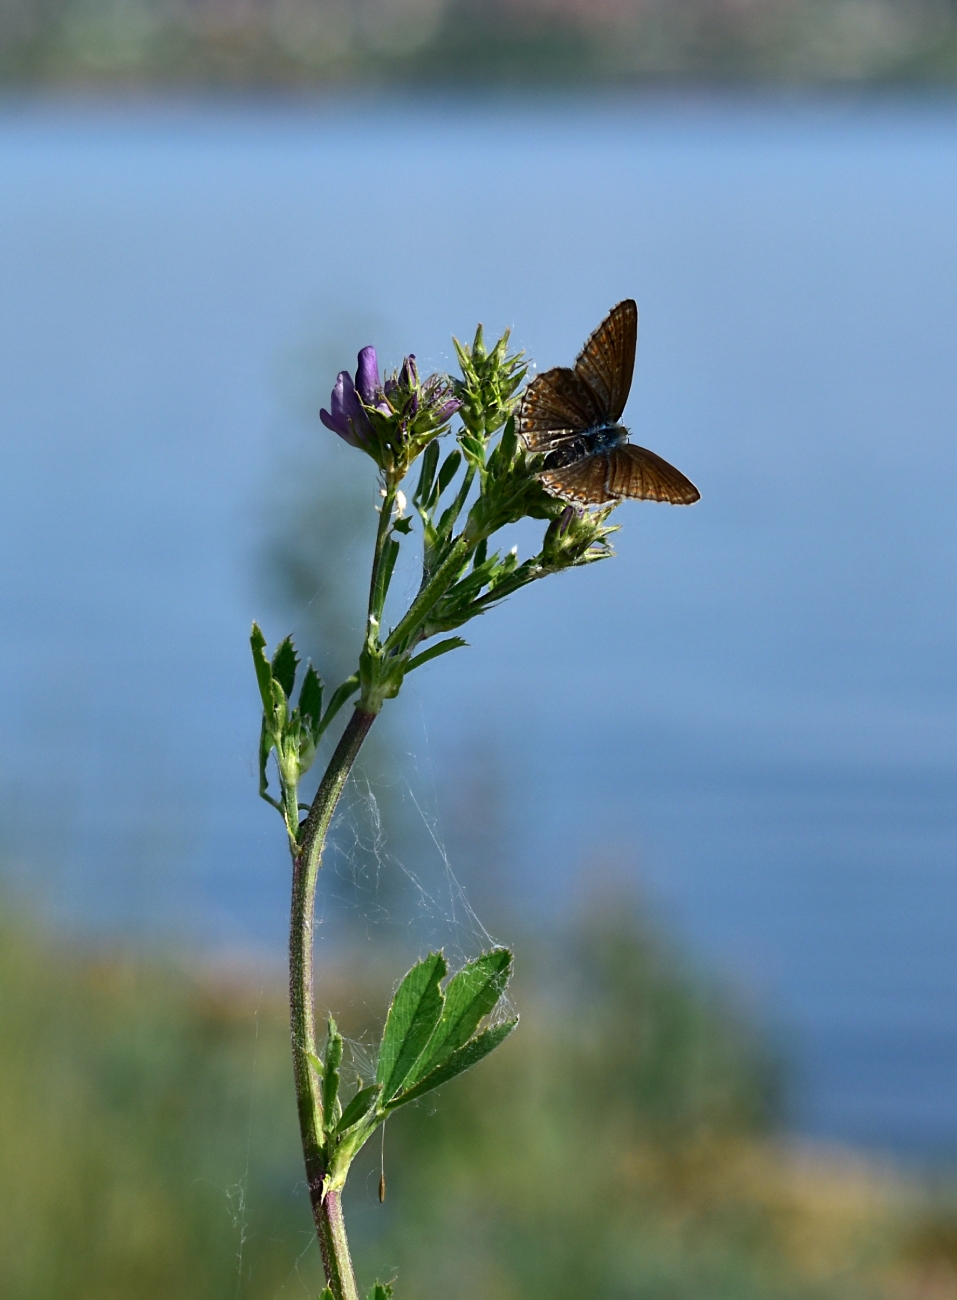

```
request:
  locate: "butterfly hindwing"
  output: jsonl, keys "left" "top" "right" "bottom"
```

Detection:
{"left": 519, "top": 366, "right": 604, "bottom": 452}
{"left": 607, "top": 444, "right": 701, "bottom": 505}
{"left": 539, "top": 454, "right": 616, "bottom": 505}
{"left": 574, "top": 299, "right": 637, "bottom": 425}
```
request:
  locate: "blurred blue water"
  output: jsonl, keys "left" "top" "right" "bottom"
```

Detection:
{"left": 1, "top": 93, "right": 956, "bottom": 1153}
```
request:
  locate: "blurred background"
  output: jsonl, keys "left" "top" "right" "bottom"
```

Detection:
{"left": 3, "top": 9, "right": 957, "bottom": 1297}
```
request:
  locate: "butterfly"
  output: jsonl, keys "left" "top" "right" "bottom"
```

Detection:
{"left": 518, "top": 299, "right": 700, "bottom": 506}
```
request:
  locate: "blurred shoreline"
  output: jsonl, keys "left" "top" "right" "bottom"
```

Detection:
{"left": 4, "top": 0, "right": 957, "bottom": 92}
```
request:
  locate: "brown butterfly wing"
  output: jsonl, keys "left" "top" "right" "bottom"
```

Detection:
{"left": 574, "top": 299, "right": 637, "bottom": 424}
{"left": 519, "top": 365, "right": 604, "bottom": 453}
{"left": 539, "top": 454, "right": 617, "bottom": 505}
{"left": 607, "top": 443, "right": 700, "bottom": 504}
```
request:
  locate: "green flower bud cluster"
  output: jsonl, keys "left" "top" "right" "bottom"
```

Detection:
{"left": 453, "top": 323, "right": 527, "bottom": 470}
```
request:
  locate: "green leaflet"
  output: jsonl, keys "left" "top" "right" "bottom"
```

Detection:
{"left": 318, "top": 673, "right": 360, "bottom": 738}
{"left": 335, "top": 1084, "right": 380, "bottom": 1135}
{"left": 376, "top": 952, "right": 447, "bottom": 1102}
{"left": 250, "top": 623, "right": 274, "bottom": 710}
{"left": 436, "top": 448, "right": 462, "bottom": 496}
{"left": 386, "top": 1020, "right": 518, "bottom": 1110}
{"left": 405, "top": 638, "right": 467, "bottom": 674}
{"left": 367, "top": 1285, "right": 393, "bottom": 1300}
{"left": 412, "top": 948, "right": 512, "bottom": 1081}
{"left": 298, "top": 663, "right": 323, "bottom": 733}
{"left": 271, "top": 636, "right": 299, "bottom": 699}
{"left": 321, "top": 1019, "right": 343, "bottom": 1134}
{"left": 413, "top": 439, "right": 440, "bottom": 510}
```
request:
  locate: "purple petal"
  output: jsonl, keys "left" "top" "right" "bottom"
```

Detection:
{"left": 558, "top": 504, "right": 578, "bottom": 537}
{"left": 434, "top": 397, "right": 462, "bottom": 423}
{"left": 399, "top": 354, "right": 418, "bottom": 390}
{"left": 320, "top": 406, "right": 360, "bottom": 448}
{"left": 321, "top": 370, "right": 373, "bottom": 449}
{"left": 355, "top": 346, "right": 380, "bottom": 405}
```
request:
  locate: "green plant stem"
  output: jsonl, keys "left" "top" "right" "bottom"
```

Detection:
{"left": 368, "top": 483, "right": 397, "bottom": 629}
{"left": 290, "top": 704, "right": 377, "bottom": 1300}
{"left": 384, "top": 531, "right": 473, "bottom": 654}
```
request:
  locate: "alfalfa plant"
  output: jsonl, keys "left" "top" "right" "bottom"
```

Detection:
{"left": 251, "top": 302, "right": 698, "bottom": 1299}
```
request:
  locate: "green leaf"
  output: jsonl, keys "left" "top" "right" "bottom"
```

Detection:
{"left": 336, "top": 1083, "right": 381, "bottom": 1135}
{"left": 405, "top": 637, "right": 467, "bottom": 674}
{"left": 367, "top": 1285, "right": 393, "bottom": 1300}
{"left": 412, "top": 948, "right": 512, "bottom": 1083}
{"left": 321, "top": 1019, "right": 343, "bottom": 1132}
{"left": 298, "top": 664, "right": 323, "bottom": 733}
{"left": 257, "top": 719, "right": 277, "bottom": 804}
{"left": 414, "top": 437, "right": 441, "bottom": 508}
{"left": 376, "top": 952, "right": 447, "bottom": 1101}
{"left": 386, "top": 1019, "right": 518, "bottom": 1110}
{"left": 271, "top": 636, "right": 298, "bottom": 699}
{"left": 318, "top": 674, "right": 360, "bottom": 738}
{"left": 305, "top": 1050, "right": 324, "bottom": 1078}
{"left": 376, "top": 536, "right": 401, "bottom": 612}
{"left": 392, "top": 514, "right": 413, "bottom": 535}
{"left": 436, "top": 448, "right": 462, "bottom": 497}
{"left": 319, "top": 1289, "right": 335, "bottom": 1300}
{"left": 250, "top": 623, "right": 274, "bottom": 710}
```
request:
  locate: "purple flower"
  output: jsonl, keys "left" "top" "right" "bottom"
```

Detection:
{"left": 355, "top": 346, "right": 382, "bottom": 406}
{"left": 558, "top": 504, "right": 578, "bottom": 537}
{"left": 320, "top": 347, "right": 380, "bottom": 449}
{"left": 433, "top": 395, "right": 463, "bottom": 423}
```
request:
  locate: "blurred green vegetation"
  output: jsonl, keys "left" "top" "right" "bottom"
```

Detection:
{"left": 4, "top": 0, "right": 957, "bottom": 86}
{"left": 3, "top": 891, "right": 951, "bottom": 1300}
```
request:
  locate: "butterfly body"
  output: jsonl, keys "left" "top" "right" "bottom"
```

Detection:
{"left": 518, "top": 300, "right": 700, "bottom": 507}
{"left": 540, "top": 420, "right": 626, "bottom": 470}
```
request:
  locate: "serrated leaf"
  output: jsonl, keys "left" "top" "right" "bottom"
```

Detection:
{"left": 250, "top": 623, "right": 277, "bottom": 714}
{"left": 376, "top": 952, "right": 447, "bottom": 1101}
{"left": 271, "top": 636, "right": 298, "bottom": 699}
{"left": 386, "top": 1019, "right": 517, "bottom": 1110}
{"left": 405, "top": 637, "right": 467, "bottom": 674}
{"left": 393, "top": 514, "right": 413, "bottom": 535}
{"left": 258, "top": 718, "right": 275, "bottom": 802}
{"left": 321, "top": 1019, "right": 342, "bottom": 1132}
{"left": 336, "top": 1084, "right": 381, "bottom": 1135}
{"left": 299, "top": 664, "right": 323, "bottom": 733}
{"left": 367, "top": 1285, "right": 393, "bottom": 1300}
{"left": 411, "top": 948, "right": 512, "bottom": 1085}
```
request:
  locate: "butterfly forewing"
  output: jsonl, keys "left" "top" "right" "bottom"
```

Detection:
{"left": 519, "top": 366, "right": 603, "bottom": 452}
{"left": 608, "top": 444, "right": 700, "bottom": 505}
{"left": 574, "top": 299, "right": 637, "bottom": 424}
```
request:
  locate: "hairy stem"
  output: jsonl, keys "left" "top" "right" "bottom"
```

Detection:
{"left": 317, "top": 1189, "right": 358, "bottom": 1300}
{"left": 289, "top": 705, "right": 377, "bottom": 1300}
